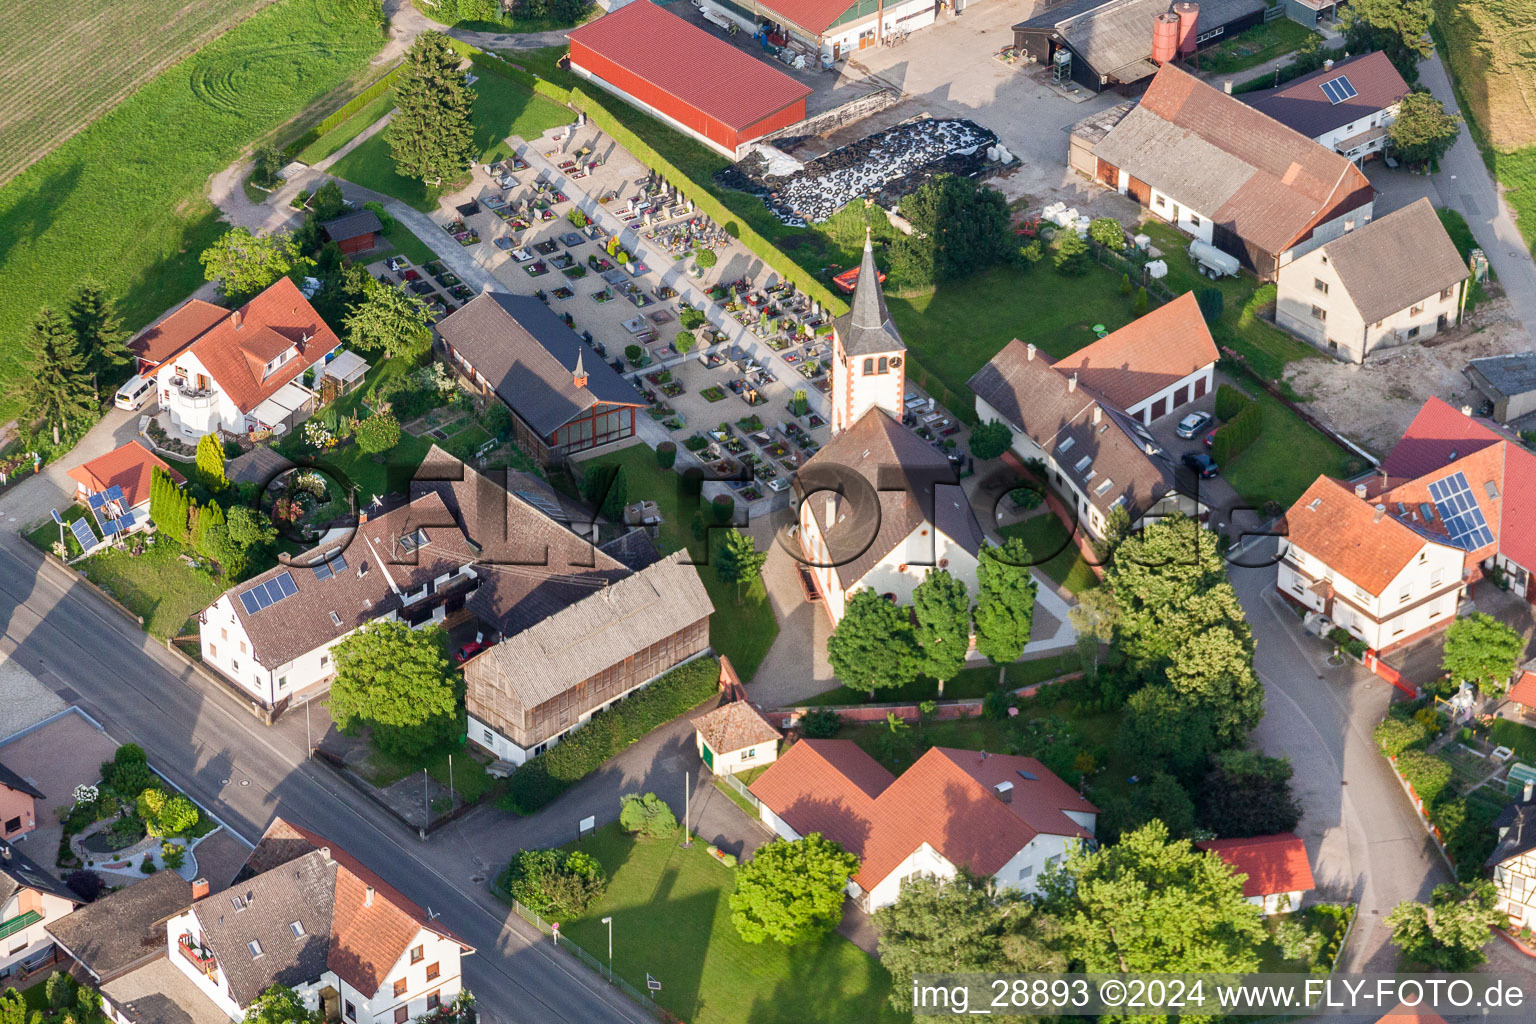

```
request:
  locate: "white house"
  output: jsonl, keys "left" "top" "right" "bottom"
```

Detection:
{"left": 1275, "top": 198, "right": 1469, "bottom": 363}
{"left": 1196, "top": 834, "right": 1316, "bottom": 915}
{"left": 166, "top": 818, "right": 471, "bottom": 1024}
{"left": 0, "top": 839, "right": 80, "bottom": 986}
{"left": 750, "top": 740, "right": 1097, "bottom": 912}
{"left": 693, "top": 700, "right": 782, "bottom": 776}
{"left": 1243, "top": 52, "right": 1410, "bottom": 165}
{"left": 1490, "top": 786, "right": 1536, "bottom": 929}
{"left": 698, "top": 0, "right": 943, "bottom": 65}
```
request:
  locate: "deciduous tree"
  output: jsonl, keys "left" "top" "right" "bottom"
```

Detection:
{"left": 826, "top": 588, "right": 922, "bottom": 695}
{"left": 1118, "top": 685, "right": 1219, "bottom": 781}
{"left": 1389, "top": 91, "right": 1461, "bottom": 166}
{"left": 730, "top": 834, "right": 859, "bottom": 944}
{"left": 913, "top": 568, "right": 971, "bottom": 694}
{"left": 1344, "top": 0, "right": 1434, "bottom": 83}
{"left": 355, "top": 410, "right": 402, "bottom": 454}
{"left": 136, "top": 789, "right": 200, "bottom": 838}
{"left": 715, "top": 528, "right": 767, "bottom": 603}
{"left": 618, "top": 791, "right": 678, "bottom": 838}
{"left": 67, "top": 280, "right": 130, "bottom": 403}
{"left": 330, "top": 621, "right": 458, "bottom": 758}
{"left": 974, "top": 538, "right": 1038, "bottom": 665}
{"left": 967, "top": 419, "right": 1012, "bottom": 461}
{"left": 344, "top": 283, "right": 434, "bottom": 359}
{"left": 244, "top": 985, "right": 321, "bottom": 1024}
{"left": 1441, "top": 611, "right": 1523, "bottom": 693}
{"left": 1386, "top": 881, "right": 1501, "bottom": 970}
{"left": 387, "top": 33, "right": 477, "bottom": 187}
{"left": 1199, "top": 749, "right": 1303, "bottom": 838}
{"left": 19, "top": 307, "right": 93, "bottom": 445}
{"left": 200, "top": 227, "right": 309, "bottom": 303}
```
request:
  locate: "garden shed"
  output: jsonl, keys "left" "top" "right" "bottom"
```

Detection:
{"left": 320, "top": 349, "right": 370, "bottom": 395}
{"left": 319, "top": 208, "right": 382, "bottom": 255}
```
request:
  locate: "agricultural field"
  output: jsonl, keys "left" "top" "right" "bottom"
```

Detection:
{"left": 0, "top": 0, "right": 275, "bottom": 186}
{"left": 1434, "top": 0, "right": 1536, "bottom": 152}
{"left": 0, "top": 0, "right": 385, "bottom": 420}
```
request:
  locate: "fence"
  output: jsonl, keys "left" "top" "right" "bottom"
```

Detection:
{"left": 717, "top": 771, "right": 760, "bottom": 811}
{"left": 504, "top": 898, "right": 671, "bottom": 1020}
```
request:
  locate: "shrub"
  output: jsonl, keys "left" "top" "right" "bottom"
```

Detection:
{"left": 1374, "top": 712, "right": 1432, "bottom": 757}
{"left": 140, "top": 855, "right": 158, "bottom": 874}
{"left": 355, "top": 411, "right": 401, "bottom": 454}
{"left": 1214, "top": 383, "right": 1251, "bottom": 422}
{"left": 968, "top": 420, "right": 1012, "bottom": 461}
{"left": 161, "top": 842, "right": 187, "bottom": 871}
{"left": 1053, "top": 233, "right": 1090, "bottom": 276}
{"left": 1395, "top": 748, "right": 1453, "bottom": 807}
{"left": 1132, "top": 286, "right": 1149, "bottom": 316}
{"left": 1119, "top": 272, "right": 1133, "bottom": 296}
{"left": 679, "top": 306, "right": 707, "bottom": 331}
{"left": 136, "top": 788, "right": 200, "bottom": 838}
{"left": 499, "top": 848, "right": 607, "bottom": 919}
{"left": 1211, "top": 400, "right": 1262, "bottom": 465}
{"left": 711, "top": 493, "right": 734, "bottom": 524}
{"left": 619, "top": 792, "right": 678, "bottom": 839}
{"left": 1435, "top": 796, "right": 1500, "bottom": 879}
{"left": 656, "top": 441, "right": 677, "bottom": 469}
{"left": 1016, "top": 240, "right": 1044, "bottom": 266}
{"left": 982, "top": 689, "right": 1016, "bottom": 720}
{"left": 1275, "top": 917, "right": 1325, "bottom": 964}
{"left": 800, "top": 708, "right": 842, "bottom": 738}
{"left": 64, "top": 869, "right": 105, "bottom": 902}
{"left": 101, "top": 744, "right": 153, "bottom": 799}
{"left": 1196, "top": 287, "right": 1224, "bottom": 322}
{"left": 624, "top": 343, "right": 643, "bottom": 363}
{"left": 504, "top": 659, "right": 721, "bottom": 812}
{"left": 1088, "top": 217, "right": 1126, "bottom": 251}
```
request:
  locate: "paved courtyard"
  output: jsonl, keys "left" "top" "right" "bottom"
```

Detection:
{"left": 0, "top": 708, "right": 120, "bottom": 871}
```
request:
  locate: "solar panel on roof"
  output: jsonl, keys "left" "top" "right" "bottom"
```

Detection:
{"left": 239, "top": 571, "right": 297, "bottom": 614}
{"left": 515, "top": 490, "right": 566, "bottom": 521}
{"left": 271, "top": 571, "right": 298, "bottom": 598}
{"left": 313, "top": 560, "right": 333, "bottom": 582}
{"left": 239, "top": 591, "right": 261, "bottom": 615}
{"left": 1428, "top": 471, "right": 1495, "bottom": 549}
{"left": 1321, "top": 75, "right": 1358, "bottom": 104}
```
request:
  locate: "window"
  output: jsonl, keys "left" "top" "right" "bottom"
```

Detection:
{"left": 239, "top": 641, "right": 247, "bottom": 654}
{"left": 247, "top": 940, "right": 263, "bottom": 958}
{"left": 290, "top": 920, "right": 305, "bottom": 937}
{"left": 320, "top": 655, "right": 329, "bottom": 668}
{"left": 1407, "top": 326, "right": 1420, "bottom": 339}
{"left": 410, "top": 946, "right": 424, "bottom": 964}
{"left": 278, "top": 676, "right": 288, "bottom": 690}
{"left": 877, "top": 356, "right": 888, "bottom": 374}
{"left": 1430, "top": 568, "right": 1445, "bottom": 588}
{"left": 426, "top": 962, "right": 440, "bottom": 981}
{"left": 1314, "top": 278, "right": 1329, "bottom": 294}
{"left": 1410, "top": 303, "right": 1424, "bottom": 316}
{"left": 1398, "top": 587, "right": 1411, "bottom": 604}
{"left": 742, "top": 747, "right": 757, "bottom": 760}
{"left": 1017, "top": 864, "right": 1034, "bottom": 880}
{"left": 394, "top": 979, "right": 408, "bottom": 998}
{"left": 220, "top": 628, "right": 228, "bottom": 640}
{"left": 394, "top": 1009, "right": 408, "bottom": 1024}
{"left": 3, "top": 817, "right": 20, "bottom": 834}
{"left": 483, "top": 728, "right": 495, "bottom": 744}
{"left": 862, "top": 358, "right": 874, "bottom": 375}
{"left": 1441, "top": 286, "right": 1456, "bottom": 300}
{"left": 1154, "top": 195, "right": 1166, "bottom": 209}
{"left": 1311, "top": 305, "right": 1327, "bottom": 322}
{"left": 345, "top": 1002, "right": 356, "bottom": 1022}
{"left": 232, "top": 659, "right": 239, "bottom": 672}
{"left": 1046, "top": 855, "right": 1061, "bottom": 868}
{"left": 209, "top": 644, "right": 217, "bottom": 657}
{"left": 1188, "top": 214, "right": 1201, "bottom": 227}
{"left": 426, "top": 993, "right": 441, "bottom": 1012}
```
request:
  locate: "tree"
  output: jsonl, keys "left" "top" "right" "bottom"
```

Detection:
{"left": 250, "top": 143, "right": 284, "bottom": 189}
{"left": 150, "top": 466, "right": 191, "bottom": 543}
{"left": 1037, "top": 820, "right": 1265, "bottom": 973}
{"left": 694, "top": 247, "right": 718, "bottom": 272}
{"left": 674, "top": 329, "right": 696, "bottom": 357}
{"left": 501, "top": 848, "right": 608, "bottom": 918}
{"left": 968, "top": 419, "right": 1012, "bottom": 461}
{"left": 1053, "top": 232, "right": 1091, "bottom": 276}
{"left": 582, "top": 463, "right": 628, "bottom": 521}
{"left": 1345, "top": 0, "right": 1434, "bottom": 83}
{"left": 244, "top": 985, "right": 321, "bottom": 1024}
{"left": 191, "top": 500, "right": 226, "bottom": 562}
{"left": 1088, "top": 217, "right": 1126, "bottom": 251}
{"left": 355, "top": 410, "right": 403, "bottom": 454}
{"left": 18, "top": 307, "right": 94, "bottom": 445}
{"left": 195, "top": 433, "right": 228, "bottom": 490}
{"left": 1118, "top": 686, "right": 1219, "bottom": 781}
{"left": 679, "top": 306, "right": 708, "bottom": 331}
{"left": 826, "top": 588, "right": 922, "bottom": 695}
{"left": 387, "top": 33, "right": 476, "bottom": 187}
{"left": 913, "top": 569, "right": 971, "bottom": 694}
{"left": 1199, "top": 749, "right": 1303, "bottom": 838}
{"left": 330, "top": 621, "right": 458, "bottom": 758}
{"left": 1386, "top": 881, "right": 1501, "bottom": 970}
{"left": 974, "top": 538, "right": 1038, "bottom": 665}
{"left": 1389, "top": 90, "right": 1462, "bottom": 166}
{"left": 1196, "top": 286, "right": 1224, "bottom": 323}
{"left": 1067, "top": 586, "right": 1118, "bottom": 677}
{"left": 227, "top": 506, "right": 278, "bottom": 551}
{"left": 136, "top": 788, "right": 200, "bottom": 838}
{"left": 200, "top": 227, "right": 309, "bottom": 303}
{"left": 618, "top": 792, "right": 678, "bottom": 838}
{"left": 64, "top": 869, "right": 106, "bottom": 902}
{"left": 344, "top": 283, "right": 434, "bottom": 359}
{"left": 67, "top": 281, "right": 130, "bottom": 403}
{"left": 308, "top": 179, "right": 347, "bottom": 221}
{"left": 1133, "top": 285, "right": 1149, "bottom": 316}
{"left": 1164, "top": 624, "right": 1265, "bottom": 745}
{"left": 729, "top": 834, "right": 860, "bottom": 944}
{"left": 716, "top": 528, "right": 767, "bottom": 603}
{"left": 1441, "top": 611, "right": 1524, "bottom": 693}
{"left": 875, "top": 872, "right": 1064, "bottom": 1012}
{"left": 894, "top": 174, "right": 1012, "bottom": 283}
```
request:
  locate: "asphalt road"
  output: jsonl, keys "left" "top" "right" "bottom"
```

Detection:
{"left": 0, "top": 529, "right": 648, "bottom": 1024}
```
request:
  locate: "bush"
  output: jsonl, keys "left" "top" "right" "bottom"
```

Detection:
{"left": 161, "top": 842, "right": 187, "bottom": 871}
{"left": 1132, "top": 286, "right": 1149, "bottom": 316}
{"left": 624, "top": 343, "right": 643, "bottom": 363}
{"left": 499, "top": 848, "right": 608, "bottom": 919}
{"left": 101, "top": 744, "right": 153, "bottom": 799}
{"left": 355, "top": 411, "right": 402, "bottom": 454}
{"left": 1214, "top": 383, "right": 1251, "bottom": 422}
{"left": 1088, "top": 217, "right": 1126, "bottom": 251}
{"left": 1016, "top": 240, "right": 1044, "bottom": 266}
{"left": 656, "top": 441, "right": 677, "bottom": 469}
{"left": 1436, "top": 797, "right": 1500, "bottom": 879}
{"left": 64, "top": 869, "right": 105, "bottom": 902}
{"left": 619, "top": 792, "right": 678, "bottom": 839}
{"left": 968, "top": 420, "right": 1012, "bottom": 461}
{"left": 1211, "top": 400, "right": 1262, "bottom": 465}
{"left": 711, "top": 493, "right": 735, "bottom": 524}
{"left": 679, "top": 306, "right": 707, "bottom": 331}
{"left": 140, "top": 854, "right": 157, "bottom": 874}
{"left": 1196, "top": 287, "right": 1224, "bottom": 322}
{"left": 1374, "top": 712, "right": 1433, "bottom": 757}
{"left": 136, "top": 788, "right": 200, "bottom": 838}
{"left": 982, "top": 689, "right": 1017, "bottom": 721}
{"left": 800, "top": 708, "right": 842, "bottom": 738}
{"left": 1053, "top": 233, "right": 1091, "bottom": 276}
{"left": 1119, "top": 272, "right": 1133, "bottom": 296}
{"left": 504, "top": 658, "right": 721, "bottom": 812}
{"left": 1395, "top": 748, "right": 1453, "bottom": 807}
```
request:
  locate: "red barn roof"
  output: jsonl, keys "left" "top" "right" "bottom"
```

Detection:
{"left": 568, "top": 2, "right": 812, "bottom": 132}
{"left": 67, "top": 441, "right": 184, "bottom": 509}
{"left": 1196, "top": 833, "right": 1315, "bottom": 898}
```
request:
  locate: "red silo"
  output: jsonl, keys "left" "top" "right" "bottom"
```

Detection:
{"left": 1174, "top": 2, "right": 1200, "bottom": 56}
{"left": 1152, "top": 12, "right": 1180, "bottom": 65}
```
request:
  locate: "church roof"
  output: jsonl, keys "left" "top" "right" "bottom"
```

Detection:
{"left": 834, "top": 233, "right": 904, "bottom": 358}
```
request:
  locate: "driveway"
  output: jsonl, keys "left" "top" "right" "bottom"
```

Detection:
{"left": 0, "top": 708, "right": 120, "bottom": 871}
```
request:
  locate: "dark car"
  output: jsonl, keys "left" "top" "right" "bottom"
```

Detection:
{"left": 1182, "top": 451, "right": 1219, "bottom": 478}
{"left": 1176, "top": 411, "right": 1213, "bottom": 439}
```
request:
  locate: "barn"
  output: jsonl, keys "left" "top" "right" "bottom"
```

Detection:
{"left": 567, "top": 1, "right": 812, "bottom": 160}
{"left": 320, "top": 209, "right": 382, "bottom": 255}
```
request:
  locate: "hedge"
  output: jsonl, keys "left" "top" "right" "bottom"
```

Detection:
{"left": 1395, "top": 748, "right": 1453, "bottom": 808}
{"left": 1214, "top": 383, "right": 1251, "bottom": 423}
{"left": 501, "top": 656, "right": 721, "bottom": 813}
{"left": 1373, "top": 712, "right": 1432, "bottom": 758}
{"left": 287, "top": 61, "right": 406, "bottom": 159}
{"left": 1211, "top": 399, "right": 1262, "bottom": 465}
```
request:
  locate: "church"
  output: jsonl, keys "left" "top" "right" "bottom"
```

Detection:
{"left": 792, "top": 233, "right": 986, "bottom": 625}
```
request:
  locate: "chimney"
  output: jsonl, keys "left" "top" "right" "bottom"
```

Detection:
{"left": 1224, "top": 80, "right": 1233, "bottom": 94}
{"left": 358, "top": 509, "right": 369, "bottom": 525}
{"left": 364, "top": 887, "right": 375, "bottom": 908}
{"left": 1460, "top": 405, "right": 1473, "bottom": 416}
{"left": 231, "top": 309, "right": 243, "bottom": 330}
{"left": 192, "top": 878, "right": 210, "bottom": 900}
{"left": 1092, "top": 406, "right": 1103, "bottom": 425}
{"left": 573, "top": 349, "right": 589, "bottom": 390}
{"left": 993, "top": 781, "right": 1014, "bottom": 804}
{"left": 1026, "top": 342, "right": 1037, "bottom": 361}
{"left": 1354, "top": 483, "right": 1368, "bottom": 499}
{"left": 1323, "top": 58, "right": 1334, "bottom": 71}
{"left": 1373, "top": 503, "right": 1386, "bottom": 522}
{"left": 1067, "top": 373, "right": 1078, "bottom": 394}
{"left": 319, "top": 846, "right": 332, "bottom": 862}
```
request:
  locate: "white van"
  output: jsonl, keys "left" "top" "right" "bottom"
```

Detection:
{"left": 114, "top": 374, "right": 154, "bottom": 410}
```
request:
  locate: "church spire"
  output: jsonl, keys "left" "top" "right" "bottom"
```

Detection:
{"left": 573, "top": 348, "right": 588, "bottom": 389}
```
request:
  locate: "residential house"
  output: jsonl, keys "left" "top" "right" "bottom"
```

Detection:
{"left": 0, "top": 839, "right": 80, "bottom": 985}
{"left": 1466, "top": 352, "right": 1536, "bottom": 424}
{"left": 796, "top": 235, "right": 984, "bottom": 624}
{"left": 163, "top": 818, "right": 473, "bottom": 1024}
{"left": 1279, "top": 398, "right": 1536, "bottom": 650}
{"left": 1195, "top": 833, "right": 1316, "bottom": 915}
{"left": 1070, "top": 63, "right": 1375, "bottom": 279}
{"left": 321, "top": 210, "right": 383, "bottom": 256}
{"left": 66, "top": 440, "right": 186, "bottom": 540}
{"left": 750, "top": 741, "right": 1096, "bottom": 911}
{"left": 968, "top": 294, "right": 1218, "bottom": 541}
{"left": 130, "top": 277, "right": 340, "bottom": 439}
{"left": 0, "top": 763, "right": 42, "bottom": 841}
{"left": 1275, "top": 198, "right": 1468, "bottom": 362}
{"left": 1243, "top": 52, "right": 1410, "bottom": 165}
{"left": 1489, "top": 787, "right": 1536, "bottom": 929}
{"left": 437, "top": 292, "right": 645, "bottom": 465}
{"left": 1508, "top": 670, "right": 1536, "bottom": 718}
{"left": 1012, "top": 0, "right": 1267, "bottom": 95}
{"left": 693, "top": 701, "right": 782, "bottom": 776}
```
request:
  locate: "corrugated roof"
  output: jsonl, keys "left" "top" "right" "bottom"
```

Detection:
{"left": 67, "top": 440, "right": 184, "bottom": 509}
{"left": 568, "top": 2, "right": 811, "bottom": 131}
{"left": 1467, "top": 352, "right": 1536, "bottom": 401}
{"left": 1195, "top": 833, "right": 1315, "bottom": 897}
{"left": 1243, "top": 51, "right": 1410, "bottom": 140}
{"left": 1320, "top": 199, "right": 1468, "bottom": 325}
{"left": 1018, "top": 0, "right": 1265, "bottom": 83}
{"left": 1052, "top": 292, "right": 1218, "bottom": 410}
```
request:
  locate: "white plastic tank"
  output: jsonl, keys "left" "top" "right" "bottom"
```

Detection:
{"left": 1189, "top": 238, "right": 1240, "bottom": 278}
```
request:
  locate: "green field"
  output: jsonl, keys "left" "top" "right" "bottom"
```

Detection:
{"left": 1221, "top": 381, "right": 1364, "bottom": 511}
{"left": 560, "top": 824, "right": 904, "bottom": 1024}
{"left": 0, "top": 0, "right": 386, "bottom": 420}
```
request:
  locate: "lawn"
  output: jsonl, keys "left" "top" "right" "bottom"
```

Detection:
{"left": 411, "top": 0, "right": 596, "bottom": 34}
{"left": 329, "top": 67, "right": 571, "bottom": 213}
{"left": 1221, "top": 380, "right": 1365, "bottom": 511}
{"left": 998, "top": 512, "right": 1101, "bottom": 594}
{"left": 796, "top": 650, "right": 1080, "bottom": 707}
{"left": 580, "top": 444, "right": 778, "bottom": 681}
{"left": 712, "top": 764, "right": 769, "bottom": 818}
{"left": 1490, "top": 718, "right": 1536, "bottom": 765}
{"left": 370, "top": 218, "right": 440, "bottom": 267}
{"left": 1196, "top": 19, "right": 1321, "bottom": 76}
{"left": 559, "top": 824, "right": 904, "bottom": 1024}
{"left": 295, "top": 88, "right": 395, "bottom": 165}
{"left": 360, "top": 740, "right": 497, "bottom": 803}
{"left": 0, "top": 0, "right": 386, "bottom": 421}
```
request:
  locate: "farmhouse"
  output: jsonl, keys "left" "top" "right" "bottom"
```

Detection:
{"left": 437, "top": 291, "right": 645, "bottom": 465}
{"left": 319, "top": 208, "right": 382, "bottom": 255}
{"left": 0, "top": 762, "right": 42, "bottom": 841}
{"left": 567, "top": 1, "right": 811, "bottom": 160}
{"left": 1275, "top": 199, "right": 1468, "bottom": 362}
{"left": 0, "top": 838, "right": 80, "bottom": 986}
{"left": 1467, "top": 352, "right": 1536, "bottom": 424}
{"left": 130, "top": 277, "right": 341, "bottom": 440}
{"left": 750, "top": 740, "right": 1097, "bottom": 911}
{"left": 1278, "top": 398, "right": 1536, "bottom": 650}
{"left": 1242, "top": 52, "right": 1410, "bottom": 165}
{"left": 1196, "top": 833, "right": 1316, "bottom": 915}
{"left": 1012, "top": 0, "right": 1266, "bottom": 95}
{"left": 968, "top": 294, "right": 1217, "bottom": 540}
{"left": 1071, "top": 63, "right": 1375, "bottom": 279}
{"left": 1489, "top": 786, "right": 1536, "bottom": 930}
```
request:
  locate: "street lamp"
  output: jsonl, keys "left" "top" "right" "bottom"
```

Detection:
{"left": 601, "top": 916, "right": 613, "bottom": 982}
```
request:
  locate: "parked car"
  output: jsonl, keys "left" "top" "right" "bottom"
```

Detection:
{"left": 1176, "top": 411, "right": 1212, "bottom": 439}
{"left": 1182, "top": 451, "right": 1219, "bottom": 478}
{"left": 454, "top": 640, "right": 490, "bottom": 665}
{"left": 1203, "top": 428, "right": 1218, "bottom": 448}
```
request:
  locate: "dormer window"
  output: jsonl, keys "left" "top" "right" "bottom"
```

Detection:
{"left": 399, "top": 528, "right": 431, "bottom": 552}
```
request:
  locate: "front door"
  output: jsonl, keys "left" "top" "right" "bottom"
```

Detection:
{"left": 859, "top": 27, "right": 876, "bottom": 48}
{"left": 832, "top": 41, "right": 841, "bottom": 60}
{"left": 702, "top": 743, "right": 714, "bottom": 770}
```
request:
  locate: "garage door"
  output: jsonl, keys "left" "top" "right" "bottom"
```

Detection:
{"left": 1174, "top": 384, "right": 1189, "bottom": 408}
{"left": 1150, "top": 396, "right": 1167, "bottom": 420}
{"left": 1194, "top": 375, "right": 1208, "bottom": 399}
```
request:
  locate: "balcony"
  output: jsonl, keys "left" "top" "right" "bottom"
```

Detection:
{"left": 0, "top": 909, "right": 41, "bottom": 940}
{"left": 169, "top": 378, "right": 218, "bottom": 409}
{"left": 177, "top": 934, "right": 218, "bottom": 980}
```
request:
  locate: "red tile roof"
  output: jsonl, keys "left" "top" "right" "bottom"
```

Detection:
{"left": 568, "top": 2, "right": 812, "bottom": 132}
{"left": 1195, "top": 833, "right": 1315, "bottom": 898}
{"left": 1510, "top": 671, "right": 1536, "bottom": 709}
{"left": 744, "top": 0, "right": 863, "bottom": 36}
{"left": 1052, "top": 292, "right": 1218, "bottom": 410}
{"left": 131, "top": 299, "right": 231, "bottom": 368}
{"left": 1376, "top": 1003, "right": 1449, "bottom": 1024}
{"left": 1282, "top": 476, "right": 1439, "bottom": 596}
{"left": 1381, "top": 396, "right": 1504, "bottom": 481}
{"left": 1499, "top": 443, "right": 1536, "bottom": 577}
{"left": 750, "top": 741, "right": 1096, "bottom": 892}
{"left": 1379, "top": 443, "right": 1505, "bottom": 563}
{"left": 67, "top": 440, "right": 184, "bottom": 509}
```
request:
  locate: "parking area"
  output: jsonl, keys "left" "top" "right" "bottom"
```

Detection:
{"left": 0, "top": 708, "right": 120, "bottom": 870}
{"left": 1142, "top": 381, "right": 1245, "bottom": 527}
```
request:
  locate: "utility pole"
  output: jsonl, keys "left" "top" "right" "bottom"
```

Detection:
{"left": 448, "top": 753, "right": 454, "bottom": 809}
{"left": 682, "top": 771, "right": 692, "bottom": 848}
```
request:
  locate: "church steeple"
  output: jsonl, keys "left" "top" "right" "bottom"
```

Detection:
{"left": 830, "top": 228, "right": 905, "bottom": 436}
{"left": 573, "top": 348, "right": 589, "bottom": 389}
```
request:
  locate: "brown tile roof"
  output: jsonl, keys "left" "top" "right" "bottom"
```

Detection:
{"left": 1243, "top": 51, "right": 1410, "bottom": 141}
{"left": 101, "top": 956, "right": 231, "bottom": 1024}
{"left": 796, "top": 409, "right": 982, "bottom": 590}
{"left": 1318, "top": 199, "right": 1468, "bottom": 325}
{"left": 1093, "top": 64, "right": 1374, "bottom": 254}
{"left": 1196, "top": 833, "right": 1315, "bottom": 898}
{"left": 694, "top": 701, "right": 781, "bottom": 756}
{"left": 1281, "top": 476, "right": 1438, "bottom": 595}
{"left": 131, "top": 299, "right": 231, "bottom": 368}
{"left": 46, "top": 870, "right": 193, "bottom": 981}
{"left": 67, "top": 440, "right": 184, "bottom": 509}
{"left": 568, "top": 1, "right": 811, "bottom": 132}
{"left": 1052, "top": 292, "right": 1218, "bottom": 410}
{"left": 750, "top": 741, "right": 1095, "bottom": 892}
